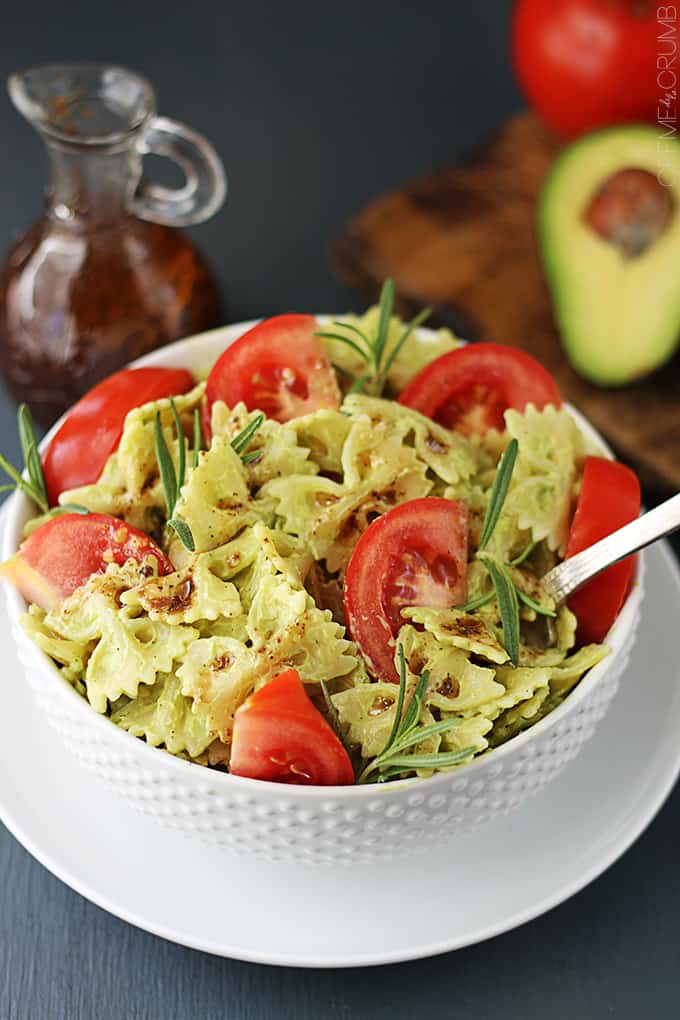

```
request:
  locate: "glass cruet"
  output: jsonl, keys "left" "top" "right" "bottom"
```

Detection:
{"left": 0, "top": 64, "right": 227, "bottom": 425}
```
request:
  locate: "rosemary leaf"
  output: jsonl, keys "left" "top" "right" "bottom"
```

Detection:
{"left": 193, "top": 409, "right": 203, "bottom": 469}
{"left": 373, "top": 279, "right": 393, "bottom": 371}
{"left": 373, "top": 278, "right": 395, "bottom": 370}
{"left": 240, "top": 448, "right": 264, "bottom": 465}
{"left": 170, "top": 399, "right": 186, "bottom": 492}
{"left": 168, "top": 517, "right": 195, "bottom": 552}
{"left": 22, "top": 503, "right": 90, "bottom": 536}
{"left": 381, "top": 305, "right": 432, "bottom": 380}
{"left": 154, "top": 412, "right": 178, "bottom": 518}
{"left": 26, "top": 444, "right": 49, "bottom": 513}
{"left": 0, "top": 453, "right": 44, "bottom": 510}
{"left": 329, "top": 319, "right": 373, "bottom": 349}
{"left": 510, "top": 539, "right": 536, "bottom": 567}
{"left": 482, "top": 557, "right": 520, "bottom": 666}
{"left": 516, "top": 586, "right": 556, "bottom": 618}
{"left": 20, "top": 481, "right": 46, "bottom": 508}
{"left": 356, "top": 760, "right": 385, "bottom": 785}
{"left": 376, "top": 766, "right": 414, "bottom": 783}
{"left": 15, "top": 404, "right": 49, "bottom": 512}
{"left": 230, "top": 413, "right": 264, "bottom": 457}
{"left": 381, "top": 643, "right": 409, "bottom": 755}
{"left": 478, "top": 438, "right": 519, "bottom": 551}
{"left": 347, "top": 374, "right": 370, "bottom": 396}
{"left": 456, "top": 589, "right": 496, "bottom": 613}
{"left": 314, "top": 331, "right": 370, "bottom": 364}
{"left": 319, "top": 679, "right": 355, "bottom": 768}
{"left": 17, "top": 404, "right": 35, "bottom": 463}
{"left": 330, "top": 361, "right": 356, "bottom": 380}
{"left": 374, "top": 748, "right": 476, "bottom": 772}
{"left": 0, "top": 453, "right": 28, "bottom": 490}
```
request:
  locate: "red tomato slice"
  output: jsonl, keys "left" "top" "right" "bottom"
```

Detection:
{"left": 566, "top": 457, "right": 641, "bottom": 645}
{"left": 204, "top": 314, "right": 341, "bottom": 432}
{"left": 398, "top": 344, "right": 562, "bottom": 436}
{"left": 43, "top": 366, "right": 195, "bottom": 505}
{"left": 343, "top": 498, "right": 468, "bottom": 682}
{"left": 230, "top": 669, "right": 354, "bottom": 786}
{"left": 0, "top": 512, "right": 173, "bottom": 610}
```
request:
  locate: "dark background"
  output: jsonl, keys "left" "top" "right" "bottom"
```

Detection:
{"left": 1, "top": 2, "right": 678, "bottom": 1018}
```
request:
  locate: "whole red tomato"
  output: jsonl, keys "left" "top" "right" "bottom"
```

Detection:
{"left": 512, "top": 0, "right": 664, "bottom": 139}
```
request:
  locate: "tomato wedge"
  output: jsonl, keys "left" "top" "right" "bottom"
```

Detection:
{"left": 204, "top": 314, "right": 340, "bottom": 432}
{"left": 566, "top": 457, "right": 641, "bottom": 645}
{"left": 0, "top": 512, "right": 173, "bottom": 610}
{"left": 343, "top": 498, "right": 468, "bottom": 683}
{"left": 398, "top": 343, "right": 562, "bottom": 436}
{"left": 230, "top": 669, "right": 354, "bottom": 786}
{"left": 43, "top": 366, "right": 195, "bottom": 505}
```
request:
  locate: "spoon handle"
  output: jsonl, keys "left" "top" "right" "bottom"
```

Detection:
{"left": 541, "top": 492, "right": 680, "bottom": 605}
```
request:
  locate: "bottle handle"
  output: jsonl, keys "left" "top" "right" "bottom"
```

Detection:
{"left": 129, "top": 115, "right": 226, "bottom": 227}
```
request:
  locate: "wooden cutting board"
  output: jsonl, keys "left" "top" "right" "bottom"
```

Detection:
{"left": 334, "top": 112, "right": 680, "bottom": 494}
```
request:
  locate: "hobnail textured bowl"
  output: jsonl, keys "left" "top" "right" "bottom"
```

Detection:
{"left": 1, "top": 324, "right": 643, "bottom": 865}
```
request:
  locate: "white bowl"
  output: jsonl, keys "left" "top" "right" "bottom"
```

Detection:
{"left": 1, "top": 323, "right": 643, "bottom": 865}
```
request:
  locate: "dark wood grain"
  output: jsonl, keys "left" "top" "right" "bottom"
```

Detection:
{"left": 335, "top": 113, "right": 680, "bottom": 493}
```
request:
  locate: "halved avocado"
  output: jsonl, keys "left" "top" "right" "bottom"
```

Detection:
{"left": 539, "top": 124, "right": 680, "bottom": 386}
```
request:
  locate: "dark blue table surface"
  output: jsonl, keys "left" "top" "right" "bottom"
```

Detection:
{"left": 1, "top": 2, "right": 679, "bottom": 1017}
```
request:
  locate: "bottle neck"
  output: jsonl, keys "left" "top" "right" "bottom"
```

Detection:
{"left": 45, "top": 141, "right": 141, "bottom": 227}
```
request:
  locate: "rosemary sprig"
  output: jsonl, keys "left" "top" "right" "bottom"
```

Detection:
{"left": 154, "top": 402, "right": 195, "bottom": 552}
{"left": 357, "top": 645, "right": 475, "bottom": 783}
{"left": 455, "top": 437, "right": 556, "bottom": 665}
{"left": 0, "top": 404, "right": 50, "bottom": 513}
{"left": 315, "top": 278, "right": 432, "bottom": 396}
{"left": 154, "top": 404, "right": 266, "bottom": 552}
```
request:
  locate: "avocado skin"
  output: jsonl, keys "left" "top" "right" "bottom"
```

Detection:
{"left": 538, "top": 124, "right": 680, "bottom": 387}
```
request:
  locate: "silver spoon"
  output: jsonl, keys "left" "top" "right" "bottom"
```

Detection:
{"left": 541, "top": 492, "right": 680, "bottom": 605}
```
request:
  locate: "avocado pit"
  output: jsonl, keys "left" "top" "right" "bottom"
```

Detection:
{"left": 584, "top": 168, "right": 675, "bottom": 259}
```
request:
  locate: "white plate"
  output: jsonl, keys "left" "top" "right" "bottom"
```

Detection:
{"left": 1, "top": 537, "right": 679, "bottom": 967}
